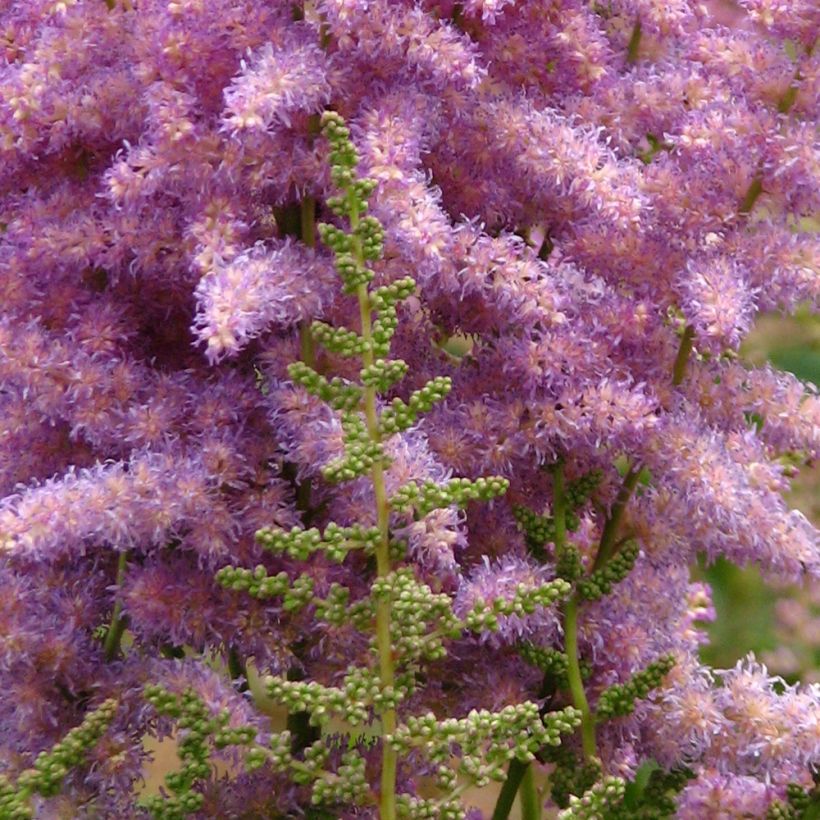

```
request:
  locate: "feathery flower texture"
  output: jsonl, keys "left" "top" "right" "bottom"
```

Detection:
{"left": 0, "top": 0, "right": 818, "bottom": 817}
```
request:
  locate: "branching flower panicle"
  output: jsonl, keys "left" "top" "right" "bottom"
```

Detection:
{"left": 1, "top": 2, "right": 818, "bottom": 818}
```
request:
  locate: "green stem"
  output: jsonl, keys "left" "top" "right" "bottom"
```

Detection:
{"left": 777, "top": 56, "right": 805, "bottom": 115}
{"left": 777, "top": 82, "right": 798, "bottom": 115}
{"left": 294, "top": 195, "right": 316, "bottom": 530}
{"left": 672, "top": 325, "right": 695, "bottom": 387}
{"left": 451, "top": 3, "right": 465, "bottom": 31}
{"left": 299, "top": 195, "right": 317, "bottom": 370}
{"left": 554, "top": 463, "right": 596, "bottom": 760}
{"left": 593, "top": 467, "right": 640, "bottom": 572}
{"left": 286, "top": 666, "right": 320, "bottom": 753}
{"left": 552, "top": 461, "right": 567, "bottom": 553}
{"left": 491, "top": 759, "right": 529, "bottom": 820}
{"left": 626, "top": 19, "right": 642, "bottom": 63}
{"left": 227, "top": 648, "right": 248, "bottom": 692}
{"left": 735, "top": 67, "right": 799, "bottom": 217}
{"left": 301, "top": 195, "right": 316, "bottom": 248}
{"left": 103, "top": 551, "right": 128, "bottom": 662}
{"left": 519, "top": 762, "right": 542, "bottom": 820}
{"left": 676, "top": 56, "right": 800, "bottom": 384}
{"left": 738, "top": 176, "right": 763, "bottom": 216}
{"left": 350, "top": 198, "right": 397, "bottom": 820}
{"left": 564, "top": 595, "right": 596, "bottom": 760}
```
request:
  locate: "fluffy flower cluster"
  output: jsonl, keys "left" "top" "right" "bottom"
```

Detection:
{"left": 0, "top": 0, "right": 817, "bottom": 817}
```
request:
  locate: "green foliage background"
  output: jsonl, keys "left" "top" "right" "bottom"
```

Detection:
{"left": 699, "top": 308, "right": 820, "bottom": 680}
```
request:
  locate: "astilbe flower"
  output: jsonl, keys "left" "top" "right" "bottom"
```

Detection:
{"left": 453, "top": 555, "right": 564, "bottom": 648}
{"left": 0, "top": 0, "right": 817, "bottom": 817}
{"left": 192, "top": 238, "right": 337, "bottom": 362}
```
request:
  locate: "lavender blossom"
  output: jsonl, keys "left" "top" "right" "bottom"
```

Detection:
{"left": 0, "top": 0, "right": 818, "bottom": 816}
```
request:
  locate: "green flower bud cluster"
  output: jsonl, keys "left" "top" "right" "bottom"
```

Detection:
{"left": 766, "top": 800, "right": 793, "bottom": 819}
{"left": 319, "top": 112, "right": 380, "bottom": 293}
{"left": 265, "top": 670, "right": 381, "bottom": 726}
{"left": 766, "top": 782, "right": 820, "bottom": 819}
{"left": 141, "top": 686, "right": 258, "bottom": 819}
{"left": 518, "top": 642, "right": 593, "bottom": 686}
{"left": 310, "top": 749, "right": 369, "bottom": 807}
{"left": 345, "top": 664, "right": 406, "bottom": 713}
{"left": 371, "top": 277, "right": 417, "bottom": 312}
{"left": 513, "top": 471, "right": 601, "bottom": 557}
{"left": 371, "top": 569, "right": 462, "bottom": 666}
{"left": 253, "top": 736, "right": 346, "bottom": 803}
{"left": 379, "top": 376, "right": 452, "bottom": 435}
{"left": 557, "top": 776, "right": 626, "bottom": 819}
{"left": 512, "top": 506, "right": 580, "bottom": 555}
{"left": 464, "top": 579, "right": 572, "bottom": 633}
{"left": 214, "top": 564, "right": 314, "bottom": 610}
{"left": 432, "top": 762, "right": 458, "bottom": 792}
{"left": 322, "top": 411, "right": 388, "bottom": 483}
{"left": 322, "top": 113, "right": 359, "bottom": 167}
{"left": 391, "top": 476, "right": 509, "bottom": 517}
{"left": 398, "top": 794, "right": 466, "bottom": 820}
{"left": 389, "top": 537, "right": 409, "bottom": 561}
{"left": 576, "top": 540, "right": 640, "bottom": 601}
{"left": 217, "top": 113, "right": 522, "bottom": 818}
{"left": 355, "top": 214, "right": 385, "bottom": 261}
{"left": 609, "top": 766, "right": 693, "bottom": 819}
{"left": 389, "top": 704, "right": 580, "bottom": 788}
{"left": 214, "top": 724, "right": 257, "bottom": 748}
{"left": 310, "top": 320, "right": 369, "bottom": 357}
{"left": 256, "top": 521, "right": 380, "bottom": 563}
{"left": 215, "top": 563, "right": 288, "bottom": 597}
{"left": 316, "top": 222, "right": 353, "bottom": 253}
{"left": 313, "top": 582, "right": 353, "bottom": 626}
{"left": 518, "top": 644, "right": 569, "bottom": 678}
{"left": 555, "top": 541, "right": 583, "bottom": 582}
{"left": 287, "top": 360, "right": 362, "bottom": 412}
{"left": 0, "top": 699, "right": 118, "bottom": 820}
{"left": 321, "top": 112, "right": 375, "bottom": 194}
{"left": 596, "top": 655, "right": 676, "bottom": 721}
{"left": 371, "top": 305, "right": 400, "bottom": 357}
{"left": 369, "top": 277, "right": 417, "bottom": 355}
{"left": 513, "top": 505, "right": 555, "bottom": 554}
{"left": 566, "top": 470, "right": 603, "bottom": 509}
{"left": 291, "top": 740, "right": 331, "bottom": 785}
{"left": 360, "top": 358, "right": 409, "bottom": 390}
{"left": 244, "top": 731, "right": 293, "bottom": 773}
{"left": 542, "top": 746, "right": 601, "bottom": 809}
{"left": 643, "top": 768, "right": 693, "bottom": 816}
{"left": 325, "top": 183, "right": 378, "bottom": 219}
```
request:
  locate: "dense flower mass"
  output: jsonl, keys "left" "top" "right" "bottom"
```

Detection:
{"left": 0, "top": 0, "right": 817, "bottom": 817}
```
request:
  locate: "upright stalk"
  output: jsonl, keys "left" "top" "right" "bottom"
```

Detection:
{"left": 300, "top": 195, "right": 317, "bottom": 369}
{"left": 297, "top": 195, "right": 317, "bottom": 514}
{"left": 351, "top": 199, "right": 397, "bottom": 820}
{"left": 555, "top": 464, "right": 596, "bottom": 760}
{"left": 672, "top": 325, "right": 695, "bottom": 387}
{"left": 103, "top": 551, "right": 128, "bottom": 662}
{"left": 626, "top": 19, "right": 642, "bottom": 63}
{"left": 519, "top": 762, "right": 542, "bottom": 820}
{"left": 563, "top": 596, "right": 596, "bottom": 760}
{"left": 593, "top": 467, "right": 640, "bottom": 572}
{"left": 672, "top": 41, "right": 803, "bottom": 391}
{"left": 738, "top": 177, "right": 763, "bottom": 216}
{"left": 491, "top": 759, "right": 529, "bottom": 820}
{"left": 735, "top": 60, "right": 801, "bottom": 218}
{"left": 227, "top": 647, "right": 244, "bottom": 682}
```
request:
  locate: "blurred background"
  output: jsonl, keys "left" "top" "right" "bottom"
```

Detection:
{"left": 699, "top": 306, "right": 820, "bottom": 682}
